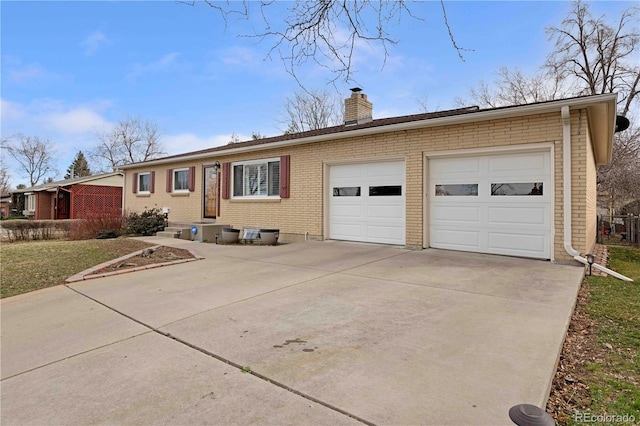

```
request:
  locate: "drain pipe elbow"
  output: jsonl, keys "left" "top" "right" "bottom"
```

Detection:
{"left": 561, "top": 106, "right": 633, "bottom": 282}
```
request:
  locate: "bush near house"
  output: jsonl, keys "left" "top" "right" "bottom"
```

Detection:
{"left": 125, "top": 208, "right": 166, "bottom": 236}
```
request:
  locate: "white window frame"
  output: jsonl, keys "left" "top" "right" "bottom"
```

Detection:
{"left": 25, "top": 193, "right": 36, "bottom": 211}
{"left": 138, "top": 172, "right": 151, "bottom": 194}
{"left": 173, "top": 168, "right": 190, "bottom": 193}
{"left": 231, "top": 157, "right": 280, "bottom": 199}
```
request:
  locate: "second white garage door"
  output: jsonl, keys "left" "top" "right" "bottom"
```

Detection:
{"left": 429, "top": 151, "right": 552, "bottom": 259}
{"left": 330, "top": 161, "right": 405, "bottom": 245}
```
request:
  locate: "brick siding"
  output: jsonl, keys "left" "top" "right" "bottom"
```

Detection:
{"left": 124, "top": 109, "right": 597, "bottom": 261}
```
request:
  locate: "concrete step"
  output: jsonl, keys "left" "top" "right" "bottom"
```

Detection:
{"left": 156, "top": 227, "right": 190, "bottom": 240}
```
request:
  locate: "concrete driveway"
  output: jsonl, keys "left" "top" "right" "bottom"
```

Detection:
{"left": 0, "top": 239, "right": 584, "bottom": 425}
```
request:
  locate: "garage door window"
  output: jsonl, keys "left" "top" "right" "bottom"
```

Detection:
{"left": 333, "top": 187, "right": 361, "bottom": 196}
{"left": 491, "top": 182, "right": 543, "bottom": 196}
{"left": 435, "top": 184, "right": 478, "bottom": 196}
{"left": 369, "top": 185, "right": 402, "bottom": 196}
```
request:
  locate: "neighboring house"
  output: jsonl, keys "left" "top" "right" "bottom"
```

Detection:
{"left": 13, "top": 172, "right": 123, "bottom": 220}
{"left": 121, "top": 90, "right": 618, "bottom": 263}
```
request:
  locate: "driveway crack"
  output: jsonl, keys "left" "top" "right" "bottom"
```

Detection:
{"left": 63, "top": 284, "right": 375, "bottom": 426}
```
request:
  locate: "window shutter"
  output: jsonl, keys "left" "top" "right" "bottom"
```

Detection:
{"left": 221, "top": 162, "right": 230, "bottom": 199}
{"left": 280, "top": 155, "right": 290, "bottom": 198}
{"left": 166, "top": 169, "right": 173, "bottom": 192}
{"left": 132, "top": 173, "right": 138, "bottom": 194}
{"left": 188, "top": 166, "right": 196, "bottom": 192}
{"left": 150, "top": 171, "right": 155, "bottom": 194}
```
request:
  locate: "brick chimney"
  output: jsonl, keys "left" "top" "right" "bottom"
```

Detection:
{"left": 344, "top": 88, "right": 372, "bottom": 125}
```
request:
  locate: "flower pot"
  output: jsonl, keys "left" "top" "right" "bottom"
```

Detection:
{"left": 259, "top": 229, "right": 279, "bottom": 245}
{"left": 221, "top": 228, "right": 240, "bottom": 244}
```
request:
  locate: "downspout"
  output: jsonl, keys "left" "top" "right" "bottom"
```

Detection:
{"left": 561, "top": 106, "right": 632, "bottom": 281}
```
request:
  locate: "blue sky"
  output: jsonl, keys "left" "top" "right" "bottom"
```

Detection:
{"left": 1, "top": 1, "right": 635, "bottom": 186}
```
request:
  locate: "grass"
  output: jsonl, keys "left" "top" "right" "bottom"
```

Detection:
{"left": 567, "top": 246, "right": 640, "bottom": 425}
{"left": 0, "top": 238, "right": 154, "bottom": 299}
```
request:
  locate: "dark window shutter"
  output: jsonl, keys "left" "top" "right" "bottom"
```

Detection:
{"left": 221, "top": 162, "right": 230, "bottom": 199}
{"left": 132, "top": 173, "right": 138, "bottom": 194}
{"left": 150, "top": 171, "right": 155, "bottom": 194}
{"left": 166, "top": 169, "right": 173, "bottom": 192}
{"left": 188, "top": 166, "right": 196, "bottom": 192}
{"left": 280, "top": 155, "right": 290, "bottom": 198}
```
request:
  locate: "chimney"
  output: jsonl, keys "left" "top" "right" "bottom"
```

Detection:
{"left": 344, "top": 87, "right": 372, "bottom": 125}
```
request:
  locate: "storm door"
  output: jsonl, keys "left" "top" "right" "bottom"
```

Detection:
{"left": 203, "top": 165, "right": 219, "bottom": 218}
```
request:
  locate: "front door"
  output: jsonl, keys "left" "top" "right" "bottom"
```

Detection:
{"left": 203, "top": 165, "right": 218, "bottom": 218}
{"left": 56, "top": 191, "right": 70, "bottom": 219}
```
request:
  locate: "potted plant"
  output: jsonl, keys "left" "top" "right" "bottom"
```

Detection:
{"left": 259, "top": 229, "right": 279, "bottom": 245}
{"left": 221, "top": 227, "right": 240, "bottom": 243}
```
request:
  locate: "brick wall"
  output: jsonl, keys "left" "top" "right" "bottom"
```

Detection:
{"left": 124, "top": 109, "right": 598, "bottom": 261}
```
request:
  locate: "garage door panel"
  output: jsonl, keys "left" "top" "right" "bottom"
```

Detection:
{"left": 331, "top": 223, "right": 365, "bottom": 239}
{"left": 488, "top": 232, "right": 547, "bottom": 255}
{"left": 430, "top": 157, "right": 480, "bottom": 174}
{"left": 432, "top": 205, "right": 480, "bottom": 222}
{"left": 367, "top": 162, "right": 404, "bottom": 179}
{"left": 367, "top": 205, "right": 404, "bottom": 220}
{"left": 488, "top": 206, "right": 548, "bottom": 226}
{"left": 432, "top": 228, "right": 480, "bottom": 248}
{"left": 488, "top": 152, "right": 547, "bottom": 173}
{"left": 367, "top": 224, "right": 405, "bottom": 242}
{"left": 331, "top": 204, "right": 364, "bottom": 218}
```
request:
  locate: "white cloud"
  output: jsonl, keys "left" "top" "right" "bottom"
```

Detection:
{"left": 127, "top": 52, "right": 185, "bottom": 80}
{"left": 43, "top": 107, "right": 112, "bottom": 134}
{"left": 8, "top": 63, "right": 46, "bottom": 84}
{"left": 163, "top": 133, "right": 246, "bottom": 156}
{"left": 81, "top": 31, "right": 111, "bottom": 55}
{"left": 0, "top": 98, "right": 26, "bottom": 122}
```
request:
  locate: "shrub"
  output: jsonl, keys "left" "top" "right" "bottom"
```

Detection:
{"left": 125, "top": 208, "right": 166, "bottom": 236}
{"left": 1, "top": 220, "right": 61, "bottom": 242}
{"left": 68, "top": 215, "right": 125, "bottom": 240}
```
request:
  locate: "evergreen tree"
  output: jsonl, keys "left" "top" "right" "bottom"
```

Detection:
{"left": 65, "top": 151, "right": 92, "bottom": 179}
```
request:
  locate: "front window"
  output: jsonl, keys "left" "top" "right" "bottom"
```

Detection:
{"left": 26, "top": 194, "right": 35, "bottom": 211}
{"left": 232, "top": 159, "right": 280, "bottom": 197}
{"left": 173, "top": 168, "right": 189, "bottom": 192}
{"left": 138, "top": 173, "right": 150, "bottom": 193}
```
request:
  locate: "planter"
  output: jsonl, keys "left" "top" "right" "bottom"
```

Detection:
{"left": 259, "top": 229, "right": 279, "bottom": 245}
{"left": 221, "top": 227, "right": 240, "bottom": 244}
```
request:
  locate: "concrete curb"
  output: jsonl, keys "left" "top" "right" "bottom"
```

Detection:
{"left": 65, "top": 245, "right": 204, "bottom": 283}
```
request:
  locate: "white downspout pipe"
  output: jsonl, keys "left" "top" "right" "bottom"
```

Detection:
{"left": 561, "top": 106, "right": 633, "bottom": 281}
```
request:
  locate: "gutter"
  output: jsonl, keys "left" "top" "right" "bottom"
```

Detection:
{"left": 561, "top": 105, "right": 632, "bottom": 282}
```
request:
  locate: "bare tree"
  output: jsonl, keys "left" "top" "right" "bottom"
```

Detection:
{"left": 3, "top": 134, "right": 57, "bottom": 187}
{"left": 280, "top": 89, "right": 343, "bottom": 133}
{"left": 191, "top": 1, "right": 468, "bottom": 86}
{"left": 92, "top": 116, "right": 165, "bottom": 170}
{"left": 459, "top": 67, "right": 569, "bottom": 108}
{"left": 597, "top": 119, "right": 640, "bottom": 212}
{"left": 0, "top": 166, "right": 10, "bottom": 194}
{"left": 545, "top": 0, "right": 639, "bottom": 115}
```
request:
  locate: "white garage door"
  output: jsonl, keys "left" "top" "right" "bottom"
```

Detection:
{"left": 330, "top": 161, "right": 405, "bottom": 245}
{"left": 429, "top": 151, "right": 551, "bottom": 259}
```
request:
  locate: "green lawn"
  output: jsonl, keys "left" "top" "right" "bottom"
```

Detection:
{"left": 567, "top": 246, "right": 640, "bottom": 425}
{"left": 0, "top": 238, "right": 153, "bottom": 298}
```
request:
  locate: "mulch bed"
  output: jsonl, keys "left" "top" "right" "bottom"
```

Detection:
{"left": 90, "top": 246, "right": 197, "bottom": 274}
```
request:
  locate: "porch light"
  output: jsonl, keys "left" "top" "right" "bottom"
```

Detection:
{"left": 508, "top": 404, "right": 554, "bottom": 426}
{"left": 213, "top": 161, "right": 221, "bottom": 171}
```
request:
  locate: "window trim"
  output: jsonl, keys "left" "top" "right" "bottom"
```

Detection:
{"left": 231, "top": 157, "right": 281, "bottom": 199}
{"left": 172, "top": 168, "right": 190, "bottom": 193}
